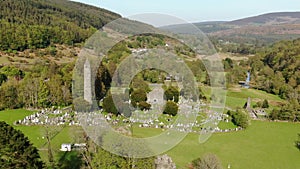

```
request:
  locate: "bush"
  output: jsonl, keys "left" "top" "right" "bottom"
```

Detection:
{"left": 138, "top": 101, "right": 151, "bottom": 110}
{"left": 227, "top": 109, "right": 250, "bottom": 128}
{"left": 103, "top": 94, "right": 118, "bottom": 115}
{"left": 262, "top": 99, "right": 269, "bottom": 108}
{"left": 192, "top": 153, "right": 222, "bottom": 169}
{"left": 164, "top": 86, "right": 179, "bottom": 103}
{"left": 130, "top": 88, "right": 147, "bottom": 108}
{"left": 163, "top": 101, "right": 178, "bottom": 116}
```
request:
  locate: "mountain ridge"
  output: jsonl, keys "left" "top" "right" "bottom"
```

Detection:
{"left": 226, "top": 12, "right": 300, "bottom": 26}
{"left": 161, "top": 12, "right": 300, "bottom": 44}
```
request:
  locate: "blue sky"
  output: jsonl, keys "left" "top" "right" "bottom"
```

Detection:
{"left": 73, "top": 0, "right": 300, "bottom": 26}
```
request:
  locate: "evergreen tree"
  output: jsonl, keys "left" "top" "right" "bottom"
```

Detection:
{"left": 38, "top": 80, "right": 50, "bottom": 108}
{"left": 0, "top": 121, "right": 44, "bottom": 168}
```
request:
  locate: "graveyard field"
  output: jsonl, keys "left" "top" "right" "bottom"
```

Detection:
{"left": 1, "top": 109, "right": 300, "bottom": 169}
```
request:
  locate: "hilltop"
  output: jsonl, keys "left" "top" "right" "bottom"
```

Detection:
{"left": 211, "top": 12, "right": 300, "bottom": 44}
{"left": 227, "top": 12, "right": 300, "bottom": 26}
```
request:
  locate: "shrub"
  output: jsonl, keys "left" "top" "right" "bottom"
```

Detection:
{"left": 163, "top": 101, "right": 178, "bottom": 116}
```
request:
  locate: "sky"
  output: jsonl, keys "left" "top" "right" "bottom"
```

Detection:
{"left": 72, "top": 0, "right": 300, "bottom": 26}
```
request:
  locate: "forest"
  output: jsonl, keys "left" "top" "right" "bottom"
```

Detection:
{"left": 0, "top": 0, "right": 121, "bottom": 51}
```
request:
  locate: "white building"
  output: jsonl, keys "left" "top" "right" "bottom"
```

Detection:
{"left": 60, "top": 143, "right": 72, "bottom": 152}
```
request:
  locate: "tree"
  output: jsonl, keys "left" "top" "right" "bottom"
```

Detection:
{"left": 227, "top": 109, "right": 250, "bottom": 128}
{"left": 0, "top": 66, "right": 24, "bottom": 80}
{"left": 163, "top": 101, "right": 178, "bottom": 116}
{"left": 103, "top": 94, "right": 118, "bottom": 115}
{"left": 57, "top": 151, "right": 84, "bottom": 169}
{"left": 0, "top": 73, "right": 7, "bottom": 86}
{"left": 0, "top": 80, "right": 20, "bottom": 110}
{"left": 48, "top": 74, "right": 64, "bottom": 106}
{"left": 130, "top": 77, "right": 150, "bottom": 92}
{"left": 223, "top": 57, "right": 233, "bottom": 71}
{"left": 130, "top": 89, "right": 148, "bottom": 108}
{"left": 268, "top": 100, "right": 300, "bottom": 122}
{"left": 38, "top": 80, "right": 50, "bottom": 108}
{"left": 198, "top": 87, "right": 207, "bottom": 101}
{"left": 0, "top": 121, "right": 44, "bottom": 168}
{"left": 90, "top": 132, "right": 155, "bottom": 169}
{"left": 191, "top": 154, "right": 222, "bottom": 169}
{"left": 95, "top": 63, "right": 111, "bottom": 102}
{"left": 164, "top": 86, "right": 180, "bottom": 103}
{"left": 138, "top": 101, "right": 151, "bottom": 110}
{"left": 269, "top": 109, "right": 280, "bottom": 121}
{"left": 262, "top": 99, "right": 269, "bottom": 108}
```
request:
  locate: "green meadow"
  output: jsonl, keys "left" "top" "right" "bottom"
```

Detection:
{"left": 1, "top": 104, "right": 299, "bottom": 169}
{"left": 133, "top": 121, "right": 300, "bottom": 169}
{"left": 201, "top": 86, "right": 286, "bottom": 110}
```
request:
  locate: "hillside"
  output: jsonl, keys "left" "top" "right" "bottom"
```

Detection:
{"left": 0, "top": 0, "right": 121, "bottom": 51}
{"left": 162, "top": 12, "right": 300, "bottom": 45}
{"left": 161, "top": 21, "right": 231, "bottom": 34}
{"left": 212, "top": 12, "right": 300, "bottom": 44}
{"left": 227, "top": 12, "right": 300, "bottom": 26}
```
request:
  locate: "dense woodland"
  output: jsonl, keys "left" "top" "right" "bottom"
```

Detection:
{"left": 0, "top": 61, "right": 74, "bottom": 110}
{"left": 0, "top": 0, "right": 120, "bottom": 51}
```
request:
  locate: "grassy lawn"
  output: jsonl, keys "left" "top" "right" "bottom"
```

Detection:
{"left": 0, "top": 109, "right": 36, "bottom": 125}
{"left": 201, "top": 86, "right": 285, "bottom": 110}
{"left": 218, "top": 121, "right": 237, "bottom": 130}
{"left": 134, "top": 121, "right": 300, "bottom": 169}
{"left": 225, "top": 88, "right": 285, "bottom": 110}
{"left": 227, "top": 88, "right": 283, "bottom": 101}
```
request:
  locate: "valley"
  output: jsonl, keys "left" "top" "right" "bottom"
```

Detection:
{"left": 0, "top": 1, "right": 299, "bottom": 169}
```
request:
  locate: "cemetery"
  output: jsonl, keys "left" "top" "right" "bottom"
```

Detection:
{"left": 0, "top": 85, "right": 297, "bottom": 169}
{"left": 15, "top": 108, "right": 79, "bottom": 126}
{"left": 13, "top": 105, "right": 242, "bottom": 135}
